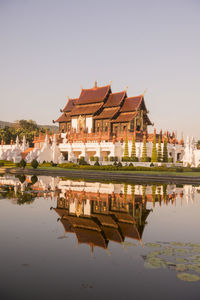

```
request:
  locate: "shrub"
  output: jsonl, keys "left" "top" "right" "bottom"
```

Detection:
{"left": 176, "top": 167, "right": 183, "bottom": 172}
{"left": 157, "top": 135, "right": 162, "bottom": 162}
{"left": 163, "top": 137, "right": 168, "bottom": 162}
{"left": 94, "top": 156, "right": 99, "bottom": 162}
{"left": 0, "top": 162, "right": 4, "bottom": 167}
{"left": 150, "top": 162, "right": 154, "bottom": 167}
{"left": 90, "top": 156, "right": 94, "bottom": 161}
{"left": 31, "top": 159, "right": 39, "bottom": 169}
{"left": 51, "top": 161, "right": 57, "bottom": 167}
{"left": 169, "top": 157, "right": 173, "bottom": 163}
{"left": 94, "top": 160, "right": 100, "bottom": 166}
{"left": 141, "top": 134, "right": 147, "bottom": 162}
{"left": 19, "top": 159, "right": 26, "bottom": 169}
{"left": 123, "top": 157, "right": 130, "bottom": 162}
{"left": 129, "top": 163, "right": 133, "bottom": 166}
{"left": 78, "top": 157, "right": 88, "bottom": 165}
{"left": 151, "top": 134, "right": 158, "bottom": 162}
{"left": 117, "top": 162, "right": 122, "bottom": 167}
{"left": 31, "top": 175, "right": 38, "bottom": 184}
{"left": 104, "top": 156, "right": 108, "bottom": 161}
{"left": 17, "top": 175, "right": 26, "bottom": 183}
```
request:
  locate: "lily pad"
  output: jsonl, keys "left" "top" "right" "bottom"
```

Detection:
{"left": 144, "top": 257, "right": 166, "bottom": 269}
{"left": 176, "top": 272, "right": 200, "bottom": 282}
{"left": 170, "top": 242, "right": 186, "bottom": 247}
{"left": 122, "top": 242, "right": 136, "bottom": 247}
{"left": 174, "top": 248, "right": 190, "bottom": 255}
{"left": 176, "top": 258, "right": 188, "bottom": 263}
{"left": 145, "top": 243, "right": 161, "bottom": 248}
{"left": 176, "top": 264, "right": 188, "bottom": 272}
{"left": 187, "top": 264, "right": 200, "bottom": 273}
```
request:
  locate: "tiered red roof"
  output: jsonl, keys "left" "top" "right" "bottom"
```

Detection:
{"left": 77, "top": 85, "right": 111, "bottom": 105}
{"left": 112, "top": 112, "right": 138, "bottom": 123}
{"left": 70, "top": 103, "right": 103, "bottom": 116}
{"left": 103, "top": 91, "right": 126, "bottom": 108}
{"left": 62, "top": 98, "right": 77, "bottom": 112}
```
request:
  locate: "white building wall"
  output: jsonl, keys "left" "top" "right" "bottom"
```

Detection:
{"left": 86, "top": 117, "right": 93, "bottom": 133}
{"left": 71, "top": 118, "right": 78, "bottom": 131}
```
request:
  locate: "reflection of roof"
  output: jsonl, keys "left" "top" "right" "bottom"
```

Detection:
{"left": 63, "top": 99, "right": 77, "bottom": 112}
{"left": 60, "top": 219, "right": 74, "bottom": 233}
{"left": 118, "top": 222, "right": 140, "bottom": 240}
{"left": 94, "top": 107, "right": 119, "bottom": 120}
{"left": 64, "top": 215, "right": 101, "bottom": 231}
{"left": 111, "top": 112, "right": 138, "bottom": 123}
{"left": 54, "top": 208, "right": 68, "bottom": 218}
{"left": 74, "top": 228, "right": 107, "bottom": 249}
{"left": 110, "top": 212, "right": 135, "bottom": 224}
{"left": 102, "top": 226, "right": 123, "bottom": 243}
{"left": 92, "top": 214, "right": 118, "bottom": 228}
{"left": 55, "top": 113, "right": 71, "bottom": 123}
{"left": 70, "top": 103, "right": 103, "bottom": 116}
{"left": 77, "top": 85, "right": 110, "bottom": 105}
{"left": 103, "top": 91, "right": 126, "bottom": 108}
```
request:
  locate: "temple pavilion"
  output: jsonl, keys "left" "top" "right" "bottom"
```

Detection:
{"left": 55, "top": 81, "right": 152, "bottom": 135}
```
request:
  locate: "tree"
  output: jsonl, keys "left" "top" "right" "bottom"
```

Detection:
{"left": 163, "top": 137, "right": 168, "bottom": 162}
{"left": 123, "top": 134, "right": 129, "bottom": 159}
{"left": 31, "top": 159, "right": 39, "bottom": 169}
{"left": 31, "top": 175, "right": 38, "bottom": 184}
{"left": 141, "top": 134, "right": 148, "bottom": 162}
{"left": 157, "top": 135, "right": 162, "bottom": 162}
{"left": 19, "top": 159, "right": 26, "bottom": 169}
{"left": 151, "top": 134, "right": 158, "bottom": 162}
{"left": 131, "top": 134, "right": 137, "bottom": 161}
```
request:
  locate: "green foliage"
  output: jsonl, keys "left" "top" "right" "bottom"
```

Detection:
{"left": 109, "top": 156, "right": 118, "bottom": 162}
{"left": 0, "top": 119, "right": 54, "bottom": 147}
{"left": 123, "top": 134, "right": 129, "bottom": 159}
{"left": 51, "top": 161, "right": 57, "bottom": 167}
{"left": 0, "top": 162, "right": 4, "bottom": 167}
{"left": 19, "top": 159, "right": 26, "bottom": 169}
{"left": 94, "top": 160, "right": 100, "bottom": 166}
{"left": 169, "top": 157, "right": 173, "bottom": 163}
{"left": 17, "top": 175, "right": 26, "bottom": 183}
{"left": 151, "top": 134, "right": 158, "bottom": 162}
{"left": 131, "top": 134, "right": 136, "bottom": 161}
{"left": 122, "top": 157, "right": 131, "bottom": 162}
{"left": 31, "top": 175, "right": 38, "bottom": 184}
{"left": 163, "top": 137, "right": 168, "bottom": 162}
{"left": 31, "top": 159, "right": 39, "bottom": 169}
{"left": 78, "top": 156, "right": 88, "bottom": 165}
{"left": 94, "top": 156, "right": 99, "bottom": 162}
{"left": 157, "top": 135, "right": 162, "bottom": 162}
{"left": 141, "top": 135, "right": 148, "bottom": 162}
{"left": 104, "top": 156, "right": 108, "bottom": 161}
{"left": 90, "top": 156, "right": 94, "bottom": 161}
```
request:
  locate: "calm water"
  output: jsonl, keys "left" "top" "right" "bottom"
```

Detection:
{"left": 0, "top": 174, "right": 200, "bottom": 300}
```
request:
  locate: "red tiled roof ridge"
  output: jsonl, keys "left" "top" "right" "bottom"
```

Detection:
{"left": 81, "top": 84, "right": 111, "bottom": 91}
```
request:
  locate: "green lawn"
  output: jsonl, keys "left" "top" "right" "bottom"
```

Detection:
{"left": 32, "top": 166, "right": 200, "bottom": 177}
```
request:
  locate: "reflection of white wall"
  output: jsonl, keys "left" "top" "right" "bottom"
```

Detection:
{"left": 71, "top": 118, "right": 78, "bottom": 130}
{"left": 69, "top": 202, "right": 76, "bottom": 214}
{"left": 84, "top": 200, "right": 91, "bottom": 216}
{"left": 86, "top": 117, "right": 93, "bottom": 133}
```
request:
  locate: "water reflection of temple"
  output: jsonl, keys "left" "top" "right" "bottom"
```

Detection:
{"left": 54, "top": 189, "right": 151, "bottom": 251}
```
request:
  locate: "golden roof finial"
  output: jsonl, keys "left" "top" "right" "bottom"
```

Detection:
{"left": 94, "top": 80, "right": 97, "bottom": 88}
{"left": 142, "top": 88, "right": 147, "bottom": 97}
{"left": 125, "top": 86, "right": 128, "bottom": 91}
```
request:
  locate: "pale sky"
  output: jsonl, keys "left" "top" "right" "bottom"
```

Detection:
{"left": 0, "top": 0, "right": 200, "bottom": 138}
